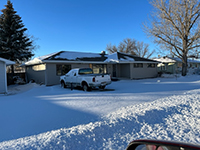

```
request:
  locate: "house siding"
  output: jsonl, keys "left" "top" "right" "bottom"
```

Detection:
{"left": 26, "top": 65, "right": 45, "bottom": 84}
{"left": 45, "top": 63, "right": 59, "bottom": 86}
{"left": 0, "top": 61, "right": 6, "bottom": 93}
{"left": 71, "top": 63, "right": 90, "bottom": 69}
{"left": 45, "top": 63, "right": 91, "bottom": 86}
{"left": 131, "top": 63, "right": 157, "bottom": 79}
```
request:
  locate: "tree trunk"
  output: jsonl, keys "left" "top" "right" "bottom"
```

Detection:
{"left": 11, "top": 65, "right": 14, "bottom": 74}
{"left": 10, "top": 65, "right": 15, "bottom": 84}
{"left": 182, "top": 54, "right": 187, "bottom": 76}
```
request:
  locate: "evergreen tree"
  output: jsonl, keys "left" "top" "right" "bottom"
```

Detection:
{"left": 0, "top": 0, "right": 34, "bottom": 64}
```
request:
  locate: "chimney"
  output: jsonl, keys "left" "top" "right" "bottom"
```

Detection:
{"left": 101, "top": 51, "right": 106, "bottom": 55}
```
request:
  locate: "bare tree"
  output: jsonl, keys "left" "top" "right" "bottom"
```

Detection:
{"left": 144, "top": 0, "right": 200, "bottom": 76}
{"left": 106, "top": 38, "right": 136, "bottom": 55}
{"left": 135, "top": 41, "right": 155, "bottom": 58}
{"left": 106, "top": 44, "right": 118, "bottom": 54}
{"left": 106, "top": 38, "right": 154, "bottom": 58}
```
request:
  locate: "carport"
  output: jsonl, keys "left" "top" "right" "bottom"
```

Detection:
{"left": 105, "top": 52, "right": 159, "bottom": 79}
{"left": 0, "top": 57, "right": 15, "bottom": 94}
{"left": 119, "top": 64, "right": 130, "bottom": 78}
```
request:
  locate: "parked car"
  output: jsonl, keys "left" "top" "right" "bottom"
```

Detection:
{"left": 60, "top": 68, "right": 112, "bottom": 91}
{"left": 126, "top": 139, "right": 200, "bottom": 150}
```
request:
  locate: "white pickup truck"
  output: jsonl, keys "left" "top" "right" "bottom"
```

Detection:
{"left": 60, "top": 68, "right": 112, "bottom": 91}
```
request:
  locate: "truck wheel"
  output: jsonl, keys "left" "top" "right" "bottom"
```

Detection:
{"left": 99, "top": 85, "right": 106, "bottom": 90}
{"left": 61, "top": 81, "right": 66, "bottom": 88}
{"left": 82, "top": 83, "right": 92, "bottom": 91}
{"left": 82, "top": 83, "right": 88, "bottom": 91}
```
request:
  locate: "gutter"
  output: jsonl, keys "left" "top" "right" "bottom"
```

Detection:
{"left": 22, "top": 60, "right": 160, "bottom": 66}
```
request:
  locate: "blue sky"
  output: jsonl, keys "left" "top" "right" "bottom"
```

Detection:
{"left": 0, "top": 0, "right": 157, "bottom": 58}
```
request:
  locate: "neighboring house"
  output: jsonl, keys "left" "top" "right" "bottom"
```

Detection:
{"left": 23, "top": 51, "right": 159, "bottom": 86}
{"left": 154, "top": 56, "right": 200, "bottom": 74}
{"left": 0, "top": 57, "right": 15, "bottom": 94}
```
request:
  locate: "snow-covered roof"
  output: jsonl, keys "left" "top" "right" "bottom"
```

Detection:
{"left": 104, "top": 52, "right": 136, "bottom": 63}
{"left": 52, "top": 51, "right": 105, "bottom": 61}
{"left": 154, "top": 56, "right": 200, "bottom": 63}
{"left": 187, "top": 58, "right": 200, "bottom": 63}
{"left": 23, "top": 52, "right": 60, "bottom": 66}
{"left": 153, "top": 57, "right": 176, "bottom": 63}
{"left": 104, "top": 53, "right": 120, "bottom": 63}
{"left": 0, "top": 57, "right": 15, "bottom": 65}
{"left": 105, "top": 52, "right": 158, "bottom": 63}
{"left": 23, "top": 51, "right": 107, "bottom": 66}
{"left": 23, "top": 51, "right": 158, "bottom": 66}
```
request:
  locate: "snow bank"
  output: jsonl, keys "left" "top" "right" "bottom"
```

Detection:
{"left": 1, "top": 90, "right": 200, "bottom": 149}
{"left": 6, "top": 83, "right": 39, "bottom": 95}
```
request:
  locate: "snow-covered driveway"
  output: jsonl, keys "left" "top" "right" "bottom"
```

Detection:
{"left": 0, "top": 75, "right": 200, "bottom": 149}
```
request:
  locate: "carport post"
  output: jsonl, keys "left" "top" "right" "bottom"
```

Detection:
{"left": 130, "top": 63, "right": 133, "bottom": 79}
{"left": 4, "top": 62, "right": 8, "bottom": 94}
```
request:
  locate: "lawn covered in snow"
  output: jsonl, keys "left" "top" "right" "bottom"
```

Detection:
{"left": 0, "top": 75, "right": 200, "bottom": 149}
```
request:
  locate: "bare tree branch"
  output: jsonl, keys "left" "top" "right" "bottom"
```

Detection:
{"left": 144, "top": 0, "right": 200, "bottom": 76}
{"left": 106, "top": 38, "right": 155, "bottom": 58}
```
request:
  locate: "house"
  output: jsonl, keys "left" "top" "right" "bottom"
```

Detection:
{"left": 154, "top": 56, "right": 200, "bottom": 74}
{"left": 23, "top": 51, "right": 159, "bottom": 86}
{"left": 0, "top": 57, "right": 15, "bottom": 94}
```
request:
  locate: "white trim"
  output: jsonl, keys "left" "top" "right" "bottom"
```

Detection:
{"left": 43, "top": 60, "right": 108, "bottom": 64}
{"left": 45, "top": 64, "right": 48, "bottom": 85}
{"left": 4, "top": 62, "right": 7, "bottom": 93}
{"left": 0, "top": 58, "right": 15, "bottom": 94}
{"left": 42, "top": 60, "right": 159, "bottom": 64}
{"left": 0, "top": 57, "right": 15, "bottom": 65}
{"left": 119, "top": 61, "right": 159, "bottom": 64}
{"left": 105, "top": 61, "right": 159, "bottom": 64}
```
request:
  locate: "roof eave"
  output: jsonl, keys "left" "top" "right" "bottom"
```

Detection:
{"left": 0, "top": 58, "right": 15, "bottom": 65}
{"left": 43, "top": 60, "right": 108, "bottom": 64}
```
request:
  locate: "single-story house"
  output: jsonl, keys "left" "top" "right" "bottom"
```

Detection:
{"left": 23, "top": 51, "right": 159, "bottom": 85}
{"left": 154, "top": 56, "right": 200, "bottom": 74}
{"left": 0, "top": 57, "right": 15, "bottom": 94}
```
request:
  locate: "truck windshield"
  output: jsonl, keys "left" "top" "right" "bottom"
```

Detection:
{"left": 78, "top": 68, "right": 93, "bottom": 75}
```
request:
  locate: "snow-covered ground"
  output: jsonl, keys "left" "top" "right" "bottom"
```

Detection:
{"left": 0, "top": 75, "right": 200, "bottom": 149}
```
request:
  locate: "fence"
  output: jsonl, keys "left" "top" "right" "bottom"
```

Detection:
{"left": 7, "top": 73, "right": 26, "bottom": 85}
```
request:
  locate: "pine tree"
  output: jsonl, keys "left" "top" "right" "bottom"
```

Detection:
{"left": 0, "top": 0, "right": 34, "bottom": 64}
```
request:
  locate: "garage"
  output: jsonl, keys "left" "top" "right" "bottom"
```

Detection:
{"left": 0, "top": 57, "right": 15, "bottom": 94}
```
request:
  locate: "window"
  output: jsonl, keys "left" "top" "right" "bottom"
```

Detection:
{"left": 32, "top": 64, "right": 46, "bottom": 71}
{"left": 134, "top": 63, "right": 143, "bottom": 68}
{"left": 78, "top": 68, "right": 93, "bottom": 75}
{"left": 92, "top": 64, "right": 107, "bottom": 74}
{"left": 147, "top": 63, "right": 155, "bottom": 68}
{"left": 56, "top": 64, "right": 71, "bottom": 76}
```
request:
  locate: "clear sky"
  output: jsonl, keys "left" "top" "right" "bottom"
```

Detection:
{"left": 0, "top": 0, "right": 157, "bottom": 58}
